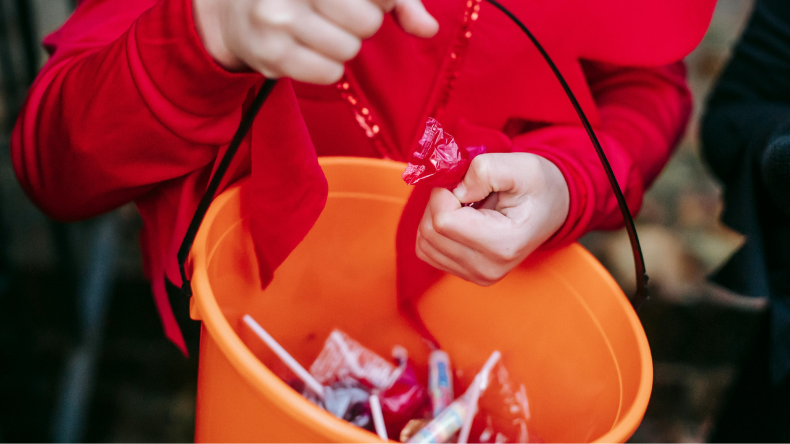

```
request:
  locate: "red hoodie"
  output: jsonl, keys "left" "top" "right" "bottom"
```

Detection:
{"left": 11, "top": 0, "right": 714, "bottom": 352}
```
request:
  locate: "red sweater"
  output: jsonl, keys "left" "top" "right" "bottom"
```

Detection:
{"left": 11, "top": 0, "right": 714, "bottom": 352}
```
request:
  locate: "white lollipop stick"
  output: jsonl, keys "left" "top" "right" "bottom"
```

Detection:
{"left": 458, "top": 351, "right": 501, "bottom": 444}
{"left": 369, "top": 393, "right": 388, "bottom": 441}
{"left": 243, "top": 314, "right": 325, "bottom": 398}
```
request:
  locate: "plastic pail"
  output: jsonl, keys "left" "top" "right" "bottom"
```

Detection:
{"left": 188, "top": 157, "right": 652, "bottom": 443}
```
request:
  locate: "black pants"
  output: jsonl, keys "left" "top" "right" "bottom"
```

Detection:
{"left": 709, "top": 309, "right": 790, "bottom": 442}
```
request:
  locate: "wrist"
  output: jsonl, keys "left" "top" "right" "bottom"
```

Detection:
{"left": 538, "top": 154, "right": 570, "bottom": 215}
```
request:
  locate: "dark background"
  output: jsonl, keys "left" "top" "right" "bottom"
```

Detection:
{"left": 0, "top": 1, "right": 763, "bottom": 442}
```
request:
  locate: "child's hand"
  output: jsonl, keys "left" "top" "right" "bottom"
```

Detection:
{"left": 416, "top": 153, "right": 570, "bottom": 286}
{"left": 193, "top": 0, "right": 438, "bottom": 84}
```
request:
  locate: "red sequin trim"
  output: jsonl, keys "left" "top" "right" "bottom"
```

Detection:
{"left": 336, "top": 79, "right": 391, "bottom": 159}
{"left": 336, "top": 0, "right": 482, "bottom": 159}
{"left": 434, "top": 0, "right": 482, "bottom": 112}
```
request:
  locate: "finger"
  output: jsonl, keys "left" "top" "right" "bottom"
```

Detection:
{"left": 429, "top": 186, "right": 492, "bottom": 239}
{"left": 420, "top": 223, "right": 482, "bottom": 271}
{"left": 368, "top": 0, "right": 397, "bottom": 12}
{"left": 431, "top": 208, "right": 515, "bottom": 256}
{"left": 453, "top": 153, "right": 532, "bottom": 204}
{"left": 275, "top": 44, "right": 345, "bottom": 84}
{"left": 419, "top": 200, "right": 476, "bottom": 263}
{"left": 312, "top": 0, "right": 384, "bottom": 38}
{"left": 427, "top": 187, "right": 462, "bottom": 222}
{"left": 424, "top": 206, "right": 511, "bottom": 270}
{"left": 291, "top": 12, "right": 361, "bottom": 62}
{"left": 393, "top": 0, "right": 439, "bottom": 38}
{"left": 426, "top": 187, "right": 510, "bottom": 255}
{"left": 418, "top": 231, "right": 502, "bottom": 286}
{"left": 416, "top": 231, "right": 468, "bottom": 278}
{"left": 425, "top": 187, "right": 484, "bottom": 248}
{"left": 453, "top": 154, "right": 499, "bottom": 204}
{"left": 478, "top": 192, "right": 499, "bottom": 211}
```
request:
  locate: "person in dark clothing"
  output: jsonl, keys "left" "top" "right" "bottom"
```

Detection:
{"left": 701, "top": 0, "right": 790, "bottom": 440}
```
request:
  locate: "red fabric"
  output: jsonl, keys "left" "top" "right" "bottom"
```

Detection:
{"left": 11, "top": 0, "right": 707, "bottom": 352}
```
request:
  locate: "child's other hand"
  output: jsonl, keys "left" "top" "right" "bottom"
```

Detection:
{"left": 193, "top": 0, "right": 438, "bottom": 84}
{"left": 416, "top": 153, "right": 570, "bottom": 286}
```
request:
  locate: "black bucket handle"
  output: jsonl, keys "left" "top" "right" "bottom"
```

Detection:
{"left": 170, "top": 1, "right": 649, "bottom": 310}
{"left": 168, "top": 78, "right": 278, "bottom": 298}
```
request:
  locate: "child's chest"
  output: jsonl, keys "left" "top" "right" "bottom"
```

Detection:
{"left": 292, "top": 0, "right": 598, "bottom": 161}
{"left": 292, "top": 0, "right": 712, "bottom": 160}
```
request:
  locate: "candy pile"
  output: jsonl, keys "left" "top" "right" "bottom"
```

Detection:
{"left": 243, "top": 315, "right": 537, "bottom": 443}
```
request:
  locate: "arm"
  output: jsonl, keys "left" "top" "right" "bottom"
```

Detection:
{"left": 516, "top": 60, "right": 692, "bottom": 246}
{"left": 11, "top": 0, "right": 260, "bottom": 221}
{"left": 12, "top": 0, "right": 438, "bottom": 222}
{"left": 417, "top": 61, "right": 692, "bottom": 285}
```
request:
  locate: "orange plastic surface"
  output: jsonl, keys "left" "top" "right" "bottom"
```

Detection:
{"left": 188, "top": 157, "right": 652, "bottom": 443}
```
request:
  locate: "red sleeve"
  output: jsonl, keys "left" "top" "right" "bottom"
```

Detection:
{"left": 11, "top": 0, "right": 261, "bottom": 221}
{"left": 512, "top": 61, "right": 692, "bottom": 248}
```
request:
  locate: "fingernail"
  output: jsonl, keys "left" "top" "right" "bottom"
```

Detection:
{"left": 453, "top": 183, "right": 466, "bottom": 200}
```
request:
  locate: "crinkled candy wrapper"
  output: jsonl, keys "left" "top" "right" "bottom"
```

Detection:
{"left": 302, "top": 380, "right": 373, "bottom": 429}
{"left": 471, "top": 362, "right": 542, "bottom": 443}
{"left": 309, "top": 330, "right": 429, "bottom": 433}
{"left": 402, "top": 118, "right": 486, "bottom": 188}
{"left": 310, "top": 330, "right": 403, "bottom": 389}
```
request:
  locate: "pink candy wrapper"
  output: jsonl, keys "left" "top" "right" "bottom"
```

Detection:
{"left": 380, "top": 364, "right": 429, "bottom": 437}
{"left": 309, "top": 329, "right": 429, "bottom": 435}
{"left": 402, "top": 118, "right": 486, "bottom": 188}
{"left": 310, "top": 330, "right": 402, "bottom": 390}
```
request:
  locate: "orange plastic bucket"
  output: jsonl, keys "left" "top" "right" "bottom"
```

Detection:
{"left": 188, "top": 157, "right": 652, "bottom": 443}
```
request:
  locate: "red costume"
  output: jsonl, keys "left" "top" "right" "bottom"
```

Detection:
{"left": 11, "top": 0, "right": 715, "bottom": 352}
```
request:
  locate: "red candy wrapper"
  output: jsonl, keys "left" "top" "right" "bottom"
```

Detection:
{"left": 402, "top": 118, "right": 486, "bottom": 188}
{"left": 310, "top": 330, "right": 403, "bottom": 389}
{"left": 309, "top": 330, "right": 429, "bottom": 435}
{"left": 381, "top": 363, "right": 430, "bottom": 437}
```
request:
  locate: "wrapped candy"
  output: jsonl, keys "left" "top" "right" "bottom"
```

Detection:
{"left": 302, "top": 380, "right": 373, "bottom": 429}
{"left": 380, "top": 363, "right": 429, "bottom": 437}
{"left": 470, "top": 361, "right": 539, "bottom": 443}
{"left": 428, "top": 349, "right": 454, "bottom": 418}
{"left": 402, "top": 118, "right": 486, "bottom": 188}
{"left": 254, "top": 321, "right": 537, "bottom": 443}
{"left": 310, "top": 330, "right": 403, "bottom": 390}
{"left": 478, "top": 361, "right": 531, "bottom": 442}
{"left": 400, "top": 419, "right": 430, "bottom": 442}
{"left": 408, "top": 351, "right": 501, "bottom": 444}
{"left": 309, "top": 329, "right": 429, "bottom": 435}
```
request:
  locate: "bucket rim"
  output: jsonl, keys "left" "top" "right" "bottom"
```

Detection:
{"left": 189, "top": 157, "right": 653, "bottom": 443}
{"left": 190, "top": 179, "right": 382, "bottom": 441}
{"left": 569, "top": 244, "right": 654, "bottom": 442}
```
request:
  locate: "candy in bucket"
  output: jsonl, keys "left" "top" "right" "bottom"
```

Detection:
{"left": 407, "top": 351, "right": 501, "bottom": 443}
{"left": 310, "top": 329, "right": 430, "bottom": 436}
{"left": 243, "top": 315, "right": 536, "bottom": 442}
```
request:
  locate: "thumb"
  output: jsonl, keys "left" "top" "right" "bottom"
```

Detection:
{"left": 452, "top": 155, "right": 499, "bottom": 204}
{"left": 394, "top": 0, "right": 439, "bottom": 38}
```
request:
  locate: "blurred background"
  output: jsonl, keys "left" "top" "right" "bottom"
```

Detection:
{"left": 0, "top": 0, "right": 763, "bottom": 442}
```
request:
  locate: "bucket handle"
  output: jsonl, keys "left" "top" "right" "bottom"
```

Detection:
{"left": 168, "top": 78, "right": 278, "bottom": 298}
{"left": 170, "top": 1, "right": 649, "bottom": 311}
{"left": 483, "top": 0, "right": 649, "bottom": 310}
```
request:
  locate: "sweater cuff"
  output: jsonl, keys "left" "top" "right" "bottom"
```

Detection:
{"left": 512, "top": 128, "right": 604, "bottom": 251}
{"left": 134, "top": 0, "right": 261, "bottom": 118}
{"left": 514, "top": 127, "right": 644, "bottom": 251}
